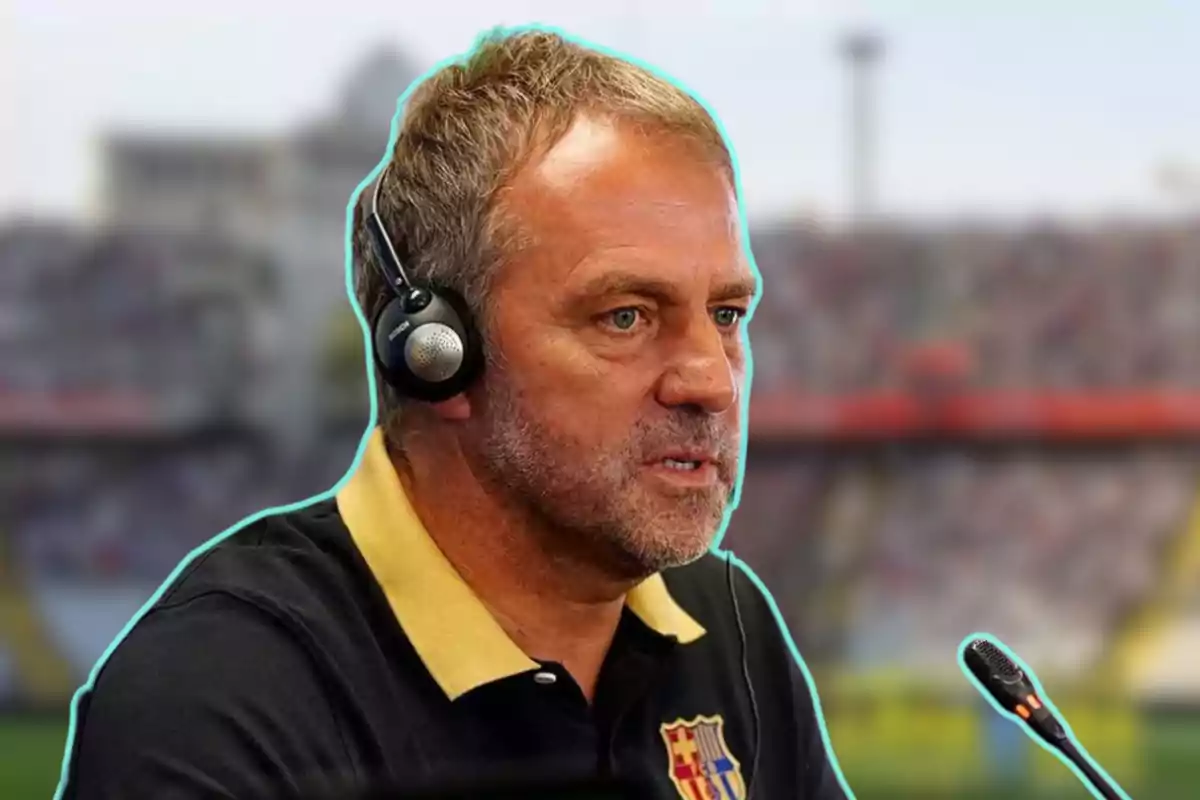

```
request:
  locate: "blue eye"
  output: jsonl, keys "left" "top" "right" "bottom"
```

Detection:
{"left": 713, "top": 307, "right": 744, "bottom": 328}
{"left": 608, "top": 308, "right": 641, "bottom": 331}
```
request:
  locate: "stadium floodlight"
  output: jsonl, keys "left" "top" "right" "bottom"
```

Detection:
{"left": 839, "top": 30, "right": 886, "bottom": 228}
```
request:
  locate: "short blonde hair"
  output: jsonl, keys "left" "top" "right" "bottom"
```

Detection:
{"left": 351, "top": 27, "right": 734, "bottom": 444}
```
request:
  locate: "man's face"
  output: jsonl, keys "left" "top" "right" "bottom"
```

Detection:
{"left": 463, "top": 115, "right": 755, "bottom": 579}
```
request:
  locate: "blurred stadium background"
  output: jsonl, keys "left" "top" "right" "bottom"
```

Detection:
{"left": 4, "top": 5, "right": 1200, "bottom": 799}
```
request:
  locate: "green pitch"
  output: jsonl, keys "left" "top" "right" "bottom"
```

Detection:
{"left": 0, "top": 716, "right": 68, "bottom": 799}
{"left": 840, "top": 706, "right": 1200, "bottom": 799}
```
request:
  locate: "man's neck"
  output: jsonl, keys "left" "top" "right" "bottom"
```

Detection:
{"left": 392, "top": 443, "right": 635, "bottom": 702}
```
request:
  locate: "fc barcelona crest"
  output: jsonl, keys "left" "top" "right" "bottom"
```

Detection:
{"left": 660, "top": 714, "right": 746, "bottom": 800}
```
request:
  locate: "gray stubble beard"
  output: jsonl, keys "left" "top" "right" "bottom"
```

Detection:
{"left": 468, "top": 371, "right": 739, "bottom": 580}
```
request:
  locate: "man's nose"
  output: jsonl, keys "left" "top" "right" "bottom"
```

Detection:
{"left": 655, "top": 322, "right": 740, "bottom": 415}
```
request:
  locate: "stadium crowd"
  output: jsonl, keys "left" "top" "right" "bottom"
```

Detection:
{"left": 1, "top": 227, "right": 172, "bottom": 394}
{"left": 7, "top": 218, "right": 1199, "bottom": 400}
{"left": 0, "top": 224, "right": 256, "bottom": 406}
{"left": 1, "top": 217, "right": 1198, "bottom": 679}
{"left": 12, "top": 449, "right": 270, "bottom": 581}
{"left": 749, "top": 221, "right": 1200, "bottom": 391}
{"left": 8, "top": 435, "right": 360, "bottom": 582}
{"left": 845, "top": 449, "right": 1199, "bottom": 673}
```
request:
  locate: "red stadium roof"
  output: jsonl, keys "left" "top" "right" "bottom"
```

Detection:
{"left": 0, "top": 391, "right": 161, "bottom": 434}
{"left": 750, "top": 390, "right": 1200, "bottom": 440}
{"left": 1, "top": 389, "right": 1197, "bottom": 440}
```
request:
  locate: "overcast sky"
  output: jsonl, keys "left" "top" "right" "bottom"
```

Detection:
{"left": 4, "top": 0, "right": 1200, "bottom": 225}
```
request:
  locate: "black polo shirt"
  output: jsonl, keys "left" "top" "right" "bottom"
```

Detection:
{"left": 61, "top": 428, "right": 849, "bottom": 800}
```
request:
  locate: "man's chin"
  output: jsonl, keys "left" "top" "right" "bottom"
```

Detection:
{"left": 649, "top": 545, "right": 713, "bottom": 573}
{"left": 622, "top": 530, "right": 719, "bottom": 575}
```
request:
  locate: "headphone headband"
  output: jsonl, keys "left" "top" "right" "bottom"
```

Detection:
{"left": 365, "top": 165, "right": 411, "bottom": 294}
{"left": 359, "top": 160, "right": 484, "bottom": 402}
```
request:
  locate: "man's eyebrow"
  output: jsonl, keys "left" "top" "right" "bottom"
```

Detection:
{"left": 712, "top": 275, "right": 759, "bottom": 302}
{"left": 572, "top": 271, "right": 759, "bottom": 302}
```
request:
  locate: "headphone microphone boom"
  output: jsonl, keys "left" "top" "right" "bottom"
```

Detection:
{"left": 363, "top": 167, "right": 484, "bottom": 402}
{"left": 960, "top": 637, "right": 1129, "bottom": 800}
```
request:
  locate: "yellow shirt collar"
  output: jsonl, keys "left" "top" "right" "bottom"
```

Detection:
{"left": 335, "top": 427, "right": 706, "bottom": 701}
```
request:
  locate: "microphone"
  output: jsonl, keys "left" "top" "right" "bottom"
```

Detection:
{"left": 959, "top": 636, "right": 1131, "bottom": 800}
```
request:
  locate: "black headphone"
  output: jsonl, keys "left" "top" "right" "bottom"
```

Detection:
{"left": 362, "top": 166, "right": 485, "bottom": 402}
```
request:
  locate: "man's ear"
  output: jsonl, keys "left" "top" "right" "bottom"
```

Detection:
{"left": 430, "top": 394, "right": 471, "bottom": 421}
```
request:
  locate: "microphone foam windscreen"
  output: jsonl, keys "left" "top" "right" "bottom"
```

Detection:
{"left": 969, "top": 638, "right": 1023, "bottom": 681}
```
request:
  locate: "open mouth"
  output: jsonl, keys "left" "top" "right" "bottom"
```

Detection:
{"left": 661, "top": 458, "right": 704, "bottom": 471}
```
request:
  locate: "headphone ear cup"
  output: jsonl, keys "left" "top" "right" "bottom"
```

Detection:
{"left": 371, "top": 286, "right": 484, "bottom": 402}
{"left": 436, "top": 286, "right": 485, "bottom": 373}
{"left": 371, "top": 294, "right": 411, "bottom": 379}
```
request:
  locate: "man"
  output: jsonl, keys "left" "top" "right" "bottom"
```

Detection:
{"left": 61, "top": 28, "right": 849, "bottom": 800}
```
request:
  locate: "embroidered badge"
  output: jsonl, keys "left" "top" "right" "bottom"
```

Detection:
{"left": 660, "top": 714, "right": 746, "bottom": 800}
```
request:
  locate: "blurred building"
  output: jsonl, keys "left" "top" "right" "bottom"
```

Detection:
{"left": 0, "top": 49, "right": 425, "bottom": 710}
{"left": 0, "top": 221, "right": 276, "bottom": 430}
{"left": 98, "top": 45, "right": 421, "bottom": 455}
{"left": 102, "top": 136, "right": 276, "bottom": 253}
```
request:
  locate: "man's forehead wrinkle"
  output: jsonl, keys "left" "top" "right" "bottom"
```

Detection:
{"left": 526, "top": 183, "right": 723, "bottom": 225}
{"left": 506, "top": 197, "right": 731, "bottom": 269}
{"left": 496, "top": 116, "right": 748, "bottom": 302}
{"left": 562, "top": 249, "right": 758, "bottom": 299}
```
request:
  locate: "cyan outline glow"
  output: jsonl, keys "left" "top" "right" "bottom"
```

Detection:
{"left": 958, "top": 631, "right": 1134, "bottom": 800}
{"left": 54, "top": 23, "right": 857, "bottom": 800}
